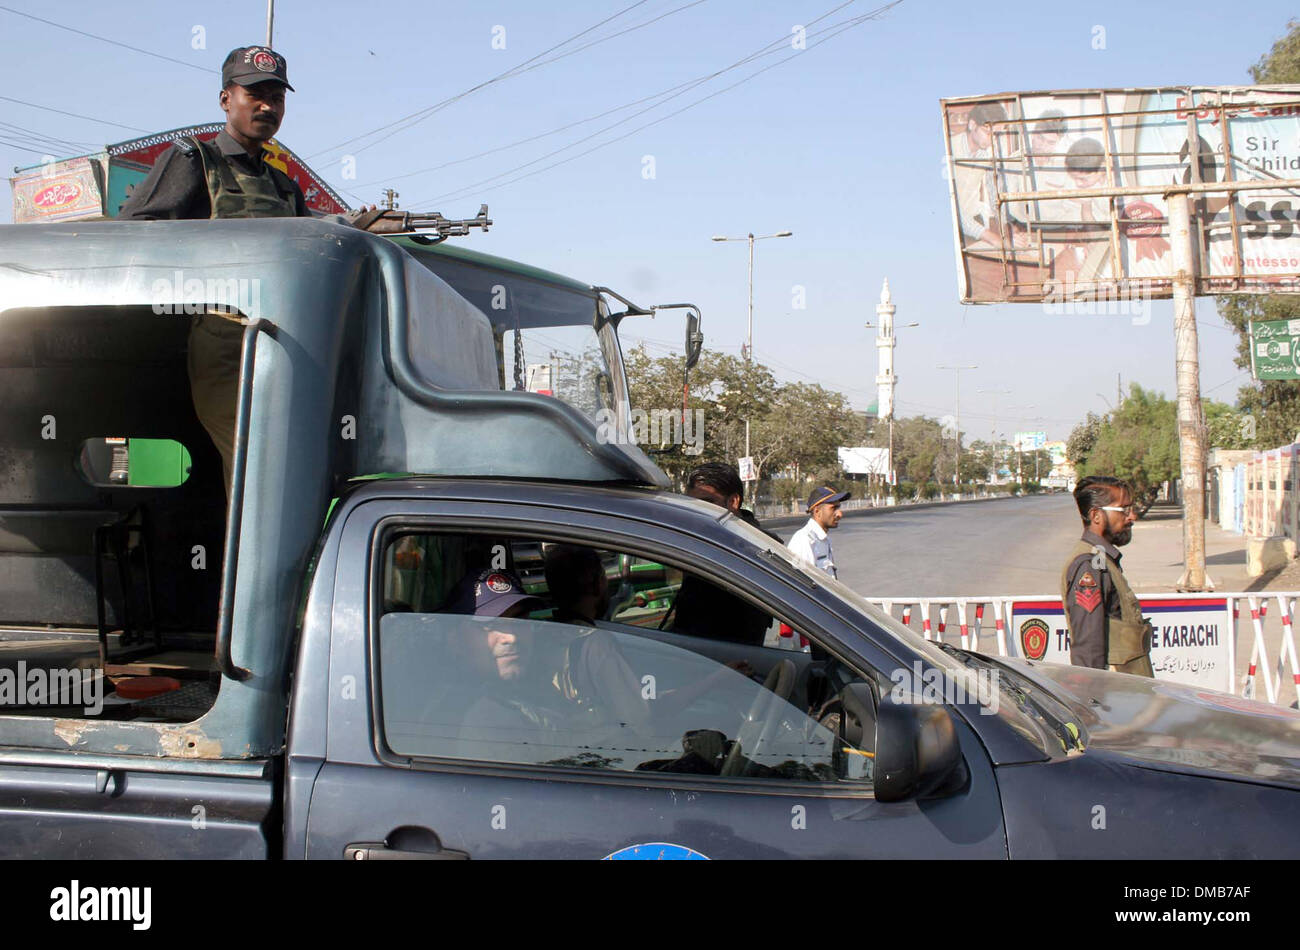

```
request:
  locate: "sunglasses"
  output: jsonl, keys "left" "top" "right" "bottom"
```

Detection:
{"left": 1096, "top": 505, "right": 1135, "bottom": 516}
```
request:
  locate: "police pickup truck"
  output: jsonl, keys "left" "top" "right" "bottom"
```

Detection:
{"left": 1, "top": 218, "right": 1298, "bottom": 859}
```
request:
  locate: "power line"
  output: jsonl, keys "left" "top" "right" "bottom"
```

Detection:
{"left": 1204, "top": 371, "right": 1249, "bottom": 395}
{"left": 349, "top": 64, "right": 707, "bottom": 190}
{"left": 0, "top": 5, "right": 212, "bottom": 73}
{"left": 341, "top": 1, "right": 711, "bottom": 161}
{"left": 0, "top": 136, "right": 57, "bottom": 156}
{"left": 356, "top": 0, "right": 859, "bottom": 193}
{"left": 337, "top": 2, "right": 713, "bottom": 162}
{"left": 405, "top": 1, "right": 882, "bottom": 204}
{"left": 0, "top": 120, "right": 97, "bottom": 153}
{"left": 307, "top": 0, "right": 661, "bottom": 160}
{"left": 0, "top": 95, "right": 149, "bottom": 134}
{"left": 405, "top": 2, "right": 901, "bottom": 207}
{"left": 498, "top": 0, "right": 708, "bottom": 78}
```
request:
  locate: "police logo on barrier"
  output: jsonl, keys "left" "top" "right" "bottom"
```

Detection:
{"left": 1020, "top": 619, "right": 1050, "bottom": 660}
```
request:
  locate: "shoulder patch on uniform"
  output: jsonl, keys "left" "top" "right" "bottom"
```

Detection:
{"left": 1078, "top": 571, "right": 1097, "bottom": 588}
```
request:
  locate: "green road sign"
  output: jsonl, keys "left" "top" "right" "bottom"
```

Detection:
{"left": 1249, "top": 320, "right": 1300, "bottom": 381}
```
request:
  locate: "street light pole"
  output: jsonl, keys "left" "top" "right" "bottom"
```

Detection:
{"left": 978, "top": 388, "right": 1011, "bottom": 484}
{"left": 938, "top": 365, "right": 977, "bottom": 488}
{"left": 712, "top": 230, "right": 793, "bottom": 466}
{"left": 1005, "top": 405, "right": 1036, "bottom": 484}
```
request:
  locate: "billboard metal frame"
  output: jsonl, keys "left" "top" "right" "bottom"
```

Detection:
{"left": 942, "top": 86, "right": 1300, "bottom": 303}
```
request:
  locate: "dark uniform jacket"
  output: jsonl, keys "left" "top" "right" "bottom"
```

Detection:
{"left": 1061, "top": 530, "right": 1154, "bottom": 676}
{"left": 116, "top": 129, "right": 310, "bottom": 491}
{"left": 668, "top": 507, "right": 776, "bottom": 646}
{"left": 118, "top": 129, "right": 309, "bottom": 220}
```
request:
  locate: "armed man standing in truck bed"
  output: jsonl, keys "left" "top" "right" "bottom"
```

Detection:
{"left": 120, "top": 46, "right": 308, "bottom": 222}
{"left": 1061, "top": 475, "right": 1155, "bottom": 677}
{"left": 119, "top": 46, "right": 375, "bottom": 491}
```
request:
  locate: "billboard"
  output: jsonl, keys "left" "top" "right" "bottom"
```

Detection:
{"left": 11, "top": 124, "right": 350, "bottom": 222}
{"left": 838, "top": 446, "right": 890, "bottom": 476}
{"left": 1013, "top": 431, "right": 1046, "bottom": 451}
{"left": 1248, "top": 318, "right": 1300, "bottom": 380}
{"left": 942, "top": 86, "right": 1300, "bottom": 304}
{"left": 10, "top": 156, "right": 105, "bottom": 223}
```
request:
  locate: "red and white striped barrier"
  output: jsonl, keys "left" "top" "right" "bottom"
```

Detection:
{"left": 869, "top": 592, "right": 1300, "bottom": 708}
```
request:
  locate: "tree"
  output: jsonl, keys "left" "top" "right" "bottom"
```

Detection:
{"left": 1066, "top": 411, "right": 1105, "bottom": 469}
{"left": 1078, "top": 385, "right": 1179, "bottom": 501}
{"left": 1250, "top": 18, "right": 1300, "bottom": 83}
{"left": 623, "top": 345, "right": 865, "bottom": 493}
{"left": 872, "top": 416, "right": 953, "bottom": 494}
{"left": 1070, "top": 385, "right": 1246, "bottom": 501}
{"left": 1216, "top": 19, "right": 1300, "bottom": 447}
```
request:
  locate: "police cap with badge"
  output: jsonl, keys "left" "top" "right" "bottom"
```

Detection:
{"left": 221, "top": 46, "right": 294, "bottom": 91}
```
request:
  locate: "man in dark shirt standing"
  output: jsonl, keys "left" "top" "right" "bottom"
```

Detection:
{"left": 669, "top": 462, "right": 773, "bottom": 646}
{"left": 119, "top": 46, "right": 308, "bottom": 221}
{"left": 1061, "top": 475, "right": 1154, "bottom": 677}
{"left": 121, "top": 46, "right": 324, "bottom": 490}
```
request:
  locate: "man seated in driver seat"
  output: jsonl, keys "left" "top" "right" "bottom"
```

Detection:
{"left": 542, "top": 543, "right": 761, "bottom": 737}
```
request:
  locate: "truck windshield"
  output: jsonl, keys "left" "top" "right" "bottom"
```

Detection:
{"left": 712, "top": 508, "right": 980, "bottom": 678}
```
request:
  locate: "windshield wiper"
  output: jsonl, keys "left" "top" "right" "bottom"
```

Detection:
{"left": 937, "top": 644, "right": 1084, "bottom": 750}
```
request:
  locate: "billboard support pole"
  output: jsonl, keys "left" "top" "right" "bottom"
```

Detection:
{"left": 1169, "top": 192, "right": 1207, "bottom": 590}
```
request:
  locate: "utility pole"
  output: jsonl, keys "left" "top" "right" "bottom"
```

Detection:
{"left": 1169, "top": 191, "right": 1206, "bottom": 590}
{"left": 381, "top": 189, "right": 400, "bottom": 210}
{"left": 938, "top": 365, "right": 977, "bottom": 487}
{"left": 266, "top": 0, "right": 275, "bottom": 47}
{"left": 711, "top": 230, "right": 793, "bottom": 479}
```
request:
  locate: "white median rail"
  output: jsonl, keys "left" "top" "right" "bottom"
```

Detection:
{"left": 870, "top": 592, "right": 1300, "bottom": 709}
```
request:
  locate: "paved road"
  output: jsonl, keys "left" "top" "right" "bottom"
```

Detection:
{"left": 823, "top": 494, "right": 1080, "bottom": 598}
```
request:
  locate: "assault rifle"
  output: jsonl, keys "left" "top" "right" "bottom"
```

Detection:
{"left": 349, "top": 203, "right": 492, "bottom": 241}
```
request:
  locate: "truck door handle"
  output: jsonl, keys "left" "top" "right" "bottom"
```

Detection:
{"left": 345, "top": 827, "right": 469, "bottom": 860}
{"left": 344, "top": 842, "right": 470, "bottom": 860}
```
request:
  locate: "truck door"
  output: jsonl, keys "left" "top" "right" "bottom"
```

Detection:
{"left": 301, "top": 496, "right": 1007, "bottom": 860}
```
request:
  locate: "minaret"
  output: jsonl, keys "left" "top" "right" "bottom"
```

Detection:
{"left": 875, "top": 278, "right": 896, "bottom": 420}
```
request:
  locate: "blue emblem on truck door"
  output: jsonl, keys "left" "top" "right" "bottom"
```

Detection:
{"left": 603, "top": 843, "right": 709, "bottom": 860}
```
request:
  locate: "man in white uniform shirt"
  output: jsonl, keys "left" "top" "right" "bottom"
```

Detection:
{"left": 787, "top": 487, "right": 849, "bottom": 579}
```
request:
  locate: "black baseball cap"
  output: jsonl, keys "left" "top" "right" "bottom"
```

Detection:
{"left": 443, "top": 569, "right": 544, "bottom": 618}
{"left": 807, "top": 486, "right": 851, "bottom": 511}
{"left": 222, "top": 46, "right": 294, "bottom": 91}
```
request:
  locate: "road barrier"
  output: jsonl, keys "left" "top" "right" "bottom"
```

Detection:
{"left": 870, "top": 592, "right": 1300, "bottom": 708}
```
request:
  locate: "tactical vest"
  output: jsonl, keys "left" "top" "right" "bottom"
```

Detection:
{"left": 1060, "top": 540, "right": 1155, "bottom": 678}
{"left": 190, "top": 136, "right": 298, "bottom": 219}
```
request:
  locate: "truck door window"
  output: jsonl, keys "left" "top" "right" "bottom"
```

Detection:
{"left": 376, "top": 531, "right": 876, "bottom": 784}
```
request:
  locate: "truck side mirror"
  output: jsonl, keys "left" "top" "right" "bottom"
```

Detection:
{"left": 873, "top": 687, "right": 967, "bottom": 803}
{"left": 685, "top": 312, "right": 703, "bottom": 371}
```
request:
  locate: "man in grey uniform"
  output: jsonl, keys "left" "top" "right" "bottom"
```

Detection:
{"left": 1061, "top": 475, "right": 1154, "bottom": 677}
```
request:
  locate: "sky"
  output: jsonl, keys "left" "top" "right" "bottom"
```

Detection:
{"left": 1, "top": 0, "right": 1295, "bottom": 441}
